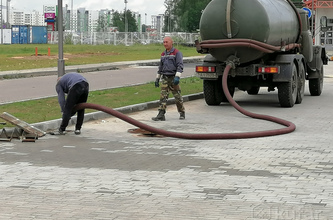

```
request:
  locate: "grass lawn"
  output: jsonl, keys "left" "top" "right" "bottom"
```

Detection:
{"left": 0, "top": 44, "right": 204, "bottom": 128}
{"left": 0, "top": 77, "right": 203, "bottom": 127}
{"left": 0, "top": 44, "right": 201, "bottom": 71}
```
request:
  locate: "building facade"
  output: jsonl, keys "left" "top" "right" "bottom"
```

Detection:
{"left": 151, "top": 14, "right": 164, "bottom": 34}
{"left": 304, "top": 0, "right": 333, "bottom": 50}
{"left": 10, "top": 10, "right": 44, "bottom": 26}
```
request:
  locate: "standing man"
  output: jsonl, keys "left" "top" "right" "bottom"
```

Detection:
{"left": 152, "top": 36, "right": 185, "bottom": 121}
{"left": 56, "top": 72, "right": 89, "bottom": 135}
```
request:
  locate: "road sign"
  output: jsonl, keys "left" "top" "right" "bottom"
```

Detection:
{"left": 302, "top": 7, "right": 312, "bottom": 18}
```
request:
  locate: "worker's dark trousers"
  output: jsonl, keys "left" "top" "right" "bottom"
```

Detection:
{"left": 60, "top": 81, "right": 89, "bottom": 132}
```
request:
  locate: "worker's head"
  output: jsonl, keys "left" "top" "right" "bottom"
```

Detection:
{"left": 163, "top": 36, "right": 173, "bottom": 51}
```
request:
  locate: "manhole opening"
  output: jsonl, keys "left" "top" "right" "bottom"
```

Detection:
{"left": 127, "top": 128, "right": 164, "bottom": 138}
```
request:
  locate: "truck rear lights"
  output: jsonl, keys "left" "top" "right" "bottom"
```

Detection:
{"left": 196, "top": 66, "right": 216, "bottom": 73}
{"left": 258, "top": 67, "right": 279, "bottom": 73}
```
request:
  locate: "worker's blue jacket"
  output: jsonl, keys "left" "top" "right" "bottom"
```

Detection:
{"left": 158, "top": 47, "right": 183, "bottom": 76}
{"left": 56, "top": 73, "right": 88, "bottom": 112}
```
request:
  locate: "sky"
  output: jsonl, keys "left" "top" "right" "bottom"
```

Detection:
{"left": 9, "top": 0, "right": 167, "bottom": 25}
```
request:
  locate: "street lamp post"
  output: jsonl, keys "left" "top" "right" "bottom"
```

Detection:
{"left": 1, "top": 0, "right": 3, "bottom": 45}
{"left": 311, "top": 0, "right": 314, "bottom": 37}
{"left": 6, "top": 0, "right": 10, "bottom": 29}
{"left": 58, "top": 0, "right": 65, "bottom": 77}
{"left": 124, "top": 0, "right": 128, "bottom": 45}
{"left": 71, "top": 0, "right": 73, "bottom": 42}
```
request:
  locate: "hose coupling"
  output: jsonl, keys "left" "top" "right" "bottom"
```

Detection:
{"left": 225, "top": 55, "right": 240, "bottom": 69}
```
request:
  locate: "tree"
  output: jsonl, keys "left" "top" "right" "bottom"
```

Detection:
{"left": 111, "top": 10, "right": 138, "bottom": 32}
{"left": 164, "top": 0, "right": 211, "bottom": 32}
{"left": 112, "top": 11, "right": 124, "bottom": 31}
{"left": 163, "top": 0, "right": 177, "bottom": 32}
{"left": 179, "top": 1, "right": 210, "bottom": 32}
{"left": 96, "top": 13, "right": 111, "bottom": 32}
{"left": 142, "top": 24, "right": 147, "bottom": 32}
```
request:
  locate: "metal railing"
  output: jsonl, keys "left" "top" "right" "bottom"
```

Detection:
{"left": 47, "top": 31, "right": 200, "bottom": 46}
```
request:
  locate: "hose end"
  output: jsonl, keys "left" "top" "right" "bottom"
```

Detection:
{"left": 225, "top": 55, "right": 240, "bottom": 69}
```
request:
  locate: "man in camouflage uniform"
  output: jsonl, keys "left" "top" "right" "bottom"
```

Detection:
{"left": 152, "top": 36, "right": 185, "bottom": 121}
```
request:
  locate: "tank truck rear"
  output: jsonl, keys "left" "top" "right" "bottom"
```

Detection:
{"left": 195, "top": 0, "right": 328, "bottom": 107}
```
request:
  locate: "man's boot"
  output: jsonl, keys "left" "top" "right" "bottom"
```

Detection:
{"left": 179, "top": 112, "right": 185, "bottom": 120}
{"left": 152, "top": 110, "right": 166, "bottom": 121}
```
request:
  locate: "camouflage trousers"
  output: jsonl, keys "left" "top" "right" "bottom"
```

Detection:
{"left": 158, "top": 75, "right": 185, "bottom": 113}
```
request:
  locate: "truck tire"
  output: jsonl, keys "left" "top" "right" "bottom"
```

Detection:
{"left": 203, "top": 80, "right": 222, "bottom": 105}
{"left": 203, "top": 78, "right": 234, "bottom": 105}
{"left": 295, "top": 63, "right": 305, "bottom": 104}
{"left": 309, "top": 61, "right": 323, "bottom": 96}
{"left": 278, "top": 63, "right": 298, "bottom": 107}
{"left": 247, "top": 86, "right": 260, "bottom": 95}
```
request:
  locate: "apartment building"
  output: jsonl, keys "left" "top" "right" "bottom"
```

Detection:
{"left": 8, "top": 6, "right": 161, "bottom": 35}
{"left": 151, "top": 14, "right": 164, "bottom": 34}
{"left": 10, "top": 10, "right": 44, "bottom": 26}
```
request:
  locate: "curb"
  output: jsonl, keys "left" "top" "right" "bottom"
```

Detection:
{"left": 0, "top": 56, "right": 204, "bottom": 79}
{"left": 33, "top": 92, "right": 204, "bottom": 132}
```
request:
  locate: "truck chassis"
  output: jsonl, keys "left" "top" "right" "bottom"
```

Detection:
{"left": 196, "top": 46, "right": 327, "bottom": 107}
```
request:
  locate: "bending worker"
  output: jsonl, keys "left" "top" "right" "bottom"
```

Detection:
{"left": 56, "top": 72, "right": 89, "bottom": 135}
{"left": 152, "top": 36, "right": 185, "bottom": 121}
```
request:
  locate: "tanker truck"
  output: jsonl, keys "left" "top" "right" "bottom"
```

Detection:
{"left": 195, "top": 0, "right": 328, "bottom": 107}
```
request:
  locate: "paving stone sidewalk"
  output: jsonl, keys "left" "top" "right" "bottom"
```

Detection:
{"left": 0, "top": 62, "right": 332, "bottom": 219}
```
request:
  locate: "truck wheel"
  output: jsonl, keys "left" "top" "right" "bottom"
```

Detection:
{"left": 203, "top": 80, "right": 222, "bottom": 105}
{"left": 203, "top": 78, "right": 234, "bottom": 105}
{"left": 295, "top": 63, "right": 305, "bottom": 104}
{"left": 278, "top": 63, "right": 298, "bottom": 107}
{"left": 247, "top": 86, "right": 260, "bottom": 95}
{"left": 309, "top": 61, "right": 323, "bottom": 96}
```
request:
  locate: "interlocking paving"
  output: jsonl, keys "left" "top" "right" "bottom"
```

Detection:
{"left": 1, "top": 79, "right": 333, "bottom": 219}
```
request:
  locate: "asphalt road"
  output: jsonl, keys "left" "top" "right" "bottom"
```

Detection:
{"left": 0, "top": 61, "right": 333, "bottom": 219}
{"left": 0, "top": 63, "right": 199, "bottom": 104}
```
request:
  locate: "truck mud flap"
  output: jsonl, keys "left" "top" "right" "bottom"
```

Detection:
{"left": 307, "top": 45, "right": 325, "bottom": 79}
{"left": 272, "top": 54, "right": 303, "bottom": 82}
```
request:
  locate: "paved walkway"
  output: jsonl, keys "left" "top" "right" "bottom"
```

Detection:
{"left": 0, "top": 61, "right": 332, "bottom": 219}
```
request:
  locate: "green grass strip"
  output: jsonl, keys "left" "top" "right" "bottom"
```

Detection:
{"left": 0, "top": 77, "right": 203, "bottom": 126}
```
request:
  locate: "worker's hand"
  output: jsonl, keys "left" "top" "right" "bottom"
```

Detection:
{"left": 155, "top": 78, "right": 160, "bottom": 87}
{"left": 173, "top": 76, "right": 180, "bottom": 85}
